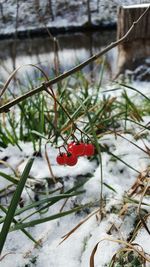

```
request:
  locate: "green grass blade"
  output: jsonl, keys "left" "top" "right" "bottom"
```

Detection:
{"left": 31, "top": 130, "right": 48, "bottom": 140}
{"left": 18, "top": 191, "right": 85, "bottom": 224}
{"left": 73, "top": 94, "right": 104, "bottom": 215}
{"left": 126, "top": 118, "right": 150, "bottom": 130}
{"left": 124, "top": 196, "right": 150, "bottom": 206}
{"left": 0, "top": 204, "right": 40, "bottom": 247}
{"left": 3, "top": 126, "right": 22, "bottom": 151}
{"left": 66, "top": 179, "right": 91, "bottom": 194}
{"left": 107, "top": 150, "right": 140, "bottom": 174}
{"left": 10, "top": 204, "right": 90, "bottom": 231}
{"left": 61, "top": 96, "right": 91, "bottom": 130}
{"left": 0, "top": 171, "right": 19, "bottom": 185}
{"left": 119, "top": 83, "right": 150, "bottom": 101}
{"left": 15, "top": 191, "right": 84, "bottom": 217}
{"left": 13, "top": 181, "right": 89, "bottom": 224}
{"left": 0, "top": 157, "right": 34, "bottom": 254}
{"left": 104, "top": 83, "right": 150, "bottom": 101}
{"left": 103, "top": 182, "right": 117, "bottom": 193}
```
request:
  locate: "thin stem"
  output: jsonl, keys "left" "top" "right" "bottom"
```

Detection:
{"left": 137, "top": 181, "right": 150, "bottom": 235}
{"left": 45, "top": 87, "right": 91, "bottom": 140}
{"left": 44, "top": 142, "right": 56, "bottom": 183}
{"left": 116, "top": 133, "right": 148, "bottom": 155}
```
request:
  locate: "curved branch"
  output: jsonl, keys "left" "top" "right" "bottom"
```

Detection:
{"left": 0, "top": 5, "right": 149, "bottom": 114}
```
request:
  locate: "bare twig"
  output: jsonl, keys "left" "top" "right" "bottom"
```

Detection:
{"left": 0, "top": 5, "right": 149, "bottom": 113}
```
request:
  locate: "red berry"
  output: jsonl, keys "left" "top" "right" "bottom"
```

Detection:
{"left": 68, "top": 142, "right": 86, "bottom": 157}
{"left": 65, "top": 153, "right": 78, "bottom": 166}
{"left": 67, "top": 142, "right": 75, "bottom": 152}
{"left": 56, "top": 153, "right": 66, "bottom": 165}
{"left": 84, "top": 143, "right": 95, "bottom": 156}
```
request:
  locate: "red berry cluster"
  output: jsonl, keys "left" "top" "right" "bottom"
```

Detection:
{"left": 56, "top": 142, "right": 95, "bottom": 166}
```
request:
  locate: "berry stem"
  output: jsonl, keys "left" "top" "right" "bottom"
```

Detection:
{"left": 45, "top": 87, "right": 91, "bottom": 141}
{"left": 45, "top": 142, "right": 56, "bottom": 183}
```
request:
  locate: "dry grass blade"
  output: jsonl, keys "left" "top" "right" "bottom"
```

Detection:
{"left": 0, "top": 63, "right": 49, "bottom": 98}
{"left": 116, "top": 133, "right": 148, "bottom": 155}
{"left": 142, "top": 140, "right": 150, "bottom": 156}
{"left": 128, "top": 168, "right": 150, "bottom": 197}
{"left": 59, "top": 198, "right": 69, "bottom": 213}
{"left": 89, "top": 237, "right": 150, "bottom": 267}
{"left": 0, "top": 63, "right": 58, "bottom": 126}
{"left": 0, "top": 252, "right": 15, "bottom": 262}
{"left": 90, "top": 241, "right": 100, "bottom": 267}
{"left": 59, "top": 208, "right": 100, "bottom": 245}
{"left": 134, "top": 122, "right": 150, "bottom": 139}
{"left": 137, "top": 180, "right": 150, "bottom": 235}
{"left": 0, "top": 160, "right": 18, "bottom": 177}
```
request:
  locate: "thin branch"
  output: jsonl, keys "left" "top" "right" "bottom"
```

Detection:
{"left": 0, "top": 5, "right": 149, "bottom": 114}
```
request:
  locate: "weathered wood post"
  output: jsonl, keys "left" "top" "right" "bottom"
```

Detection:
{"left": 117, "top": 4, "right": 150, "bottom": 76}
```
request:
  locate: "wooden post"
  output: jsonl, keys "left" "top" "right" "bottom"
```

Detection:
{"left": 117, "top": 4, "right": 150, "bottom": 75}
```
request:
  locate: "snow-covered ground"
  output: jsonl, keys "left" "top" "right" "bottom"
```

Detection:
{"left": 0, "top": 0, "right": 150, "bottom": 36}
{"left": 0, "top": 81, "right": 150, "bottom": 267}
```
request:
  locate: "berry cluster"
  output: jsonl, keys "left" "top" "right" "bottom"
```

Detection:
{"left": 56, "top": 142, "right": 95, "bottom": 166}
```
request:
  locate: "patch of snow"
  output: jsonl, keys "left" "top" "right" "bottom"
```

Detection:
{"left": 0, "top": 80, "right": 150, "bottom": 267}
{"left": 123, "top": 3, "right": 150, "bottom": 8}
{"left": 134, "top": 217, "right": 150, "bottom": 255}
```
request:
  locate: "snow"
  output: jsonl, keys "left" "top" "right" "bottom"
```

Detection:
{"left": 14, "top": 144, "right": 97, "bottom": 180}
{"left": 123, "top": 3, "right": 150, "bottom": 8}
{"left": 1, "top": 0, "right": 150, "bottom": 36}
{"left": 0, "top": 1, "right": 150, "bottom": 265}
{"left": 0, "top": 79, "right": 150, "bottom": 266}
{"left": 134, "top": 217, "right": 150, "bottom": 255}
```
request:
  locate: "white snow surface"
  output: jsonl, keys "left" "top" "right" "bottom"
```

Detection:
{"left": 123, "top": 3, "right": 150, "bottom": 8}
{"left": 134, "top": 216, "right": 150, "bottom": 255}
{"left": 1, "top": 0, "right": 150, "bottom": 35}
{"left": 0, "top": 81, "right": 150, "bottom": 266}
